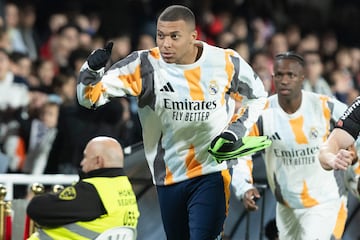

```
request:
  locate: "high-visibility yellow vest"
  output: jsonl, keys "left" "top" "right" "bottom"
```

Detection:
{"left": 28, "top": 176, "right": 139, "bottom": 240}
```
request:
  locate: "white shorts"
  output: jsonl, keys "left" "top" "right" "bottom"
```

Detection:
{"left": 276, "top": 196, "right": 347, "bottom": 240}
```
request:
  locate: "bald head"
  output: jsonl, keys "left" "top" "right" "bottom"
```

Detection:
{"left": 81, "top": 136, "right": 124, "bottom": 173}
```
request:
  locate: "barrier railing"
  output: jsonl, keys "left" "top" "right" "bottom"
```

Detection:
{"left": 0, "top": 174, "right": 78, "bottom": 201}
{"left": 0, "top": 184, "right": 11, "bottom": 240}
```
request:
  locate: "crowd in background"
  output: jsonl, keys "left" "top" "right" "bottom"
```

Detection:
{"left": 0, "top": 0, "right": 359, "bottom": 188}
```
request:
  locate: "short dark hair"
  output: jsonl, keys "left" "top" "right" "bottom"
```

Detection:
{"left": 158, "top": 5, "right": 195, "bottom": 29}
{"left": 275, "top": 51, "right": 305, "bottom": 67}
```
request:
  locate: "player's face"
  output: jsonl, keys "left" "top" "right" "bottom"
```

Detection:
{"left": 273, "top": 59, "right": 304, "bottom": 100}
{"left": 156, "top": 20, "right": 197, "bottom": 64}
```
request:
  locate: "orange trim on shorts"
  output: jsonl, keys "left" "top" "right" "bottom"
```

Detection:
{"left": 221, "top": 169, "right": 231, "bottom": 216}
{"left": 332, "top": 199, "right": 347, "bottom": 239}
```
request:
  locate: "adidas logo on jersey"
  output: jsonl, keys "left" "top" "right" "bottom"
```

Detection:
{"left": 160, "top": 82, "right": 174, "bottom": 92}
{"left": 270, "top": 132, "right": 281, "bottom": 141}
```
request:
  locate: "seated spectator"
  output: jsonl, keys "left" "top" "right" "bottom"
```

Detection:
{"left": 302, "top": 50, "right": 333, "bottom": 97}
{"left": 26, "top": 136, "right": 140, "bottom": 240}
{"left": 4, "top": 2, "right": 28, "bottom": 54}
{"left": 0, "top": 47, "right": 29, "bottom": 172}
{"left": 22, "top": 99, "right": 60, "bottom": 174}
{"left": 136, "top": 33, "right": 155, "bottom": 50}
{"left": 9, "top": 51, "right": 33, "bottom": 82}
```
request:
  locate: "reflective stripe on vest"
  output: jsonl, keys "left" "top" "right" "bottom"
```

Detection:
{"left": 36, "top": 176, "right": 139, "bottom": 239}
{"left": 38, "top": 224, "right": 99, "bottom": 240}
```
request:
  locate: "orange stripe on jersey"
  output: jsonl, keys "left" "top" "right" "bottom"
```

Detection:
{"left": 185, "top": 144, "right": 203, "bottom": 178}
{"left": 222, "top": 50, "right": 235, "bottom": 105}
{"left": 149, "top": 48, "right": 160, "bottom": 59}
{"left": 84, "top": 82, "right": 105, "bottom": 103}
{"left": 246, "top": 159, "right": 254, "bottom": 184}
{"left": 221, "top": 169, "right": 231, "bottom": 215}
{"left": 118, "top": 64, "right": 142, "bottom": 96}
{"left": 289, "top": 116, "right": 308, "bottom": 144}
{"left": 321, "top": 96, "right": 331, "bottom": 141}
{"left": 332, "top": 199, "right": 347, "bottom": 239}
{"left": 164, "top": 166, "right": 174, "bottom": 185}
{"left": 184, "top": 66, "right": 204, "bottom": 101}
{"left": 231, "top": 92, "right": 243, "bottom": 102}
{"left": 354, "top": 163, "right": 360, "bottom": 174}
{"left": 300, "top": 181, "right": 319, "bottom": 207}
{"left": 249, "top": 123, "right": 260, "bottom": 137}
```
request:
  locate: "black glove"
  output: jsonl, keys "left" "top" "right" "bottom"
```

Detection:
{"left": 210, "top": 131, "right": 239, "bottom": 153}
{"left": 87, "top": 42, "right": 113, "bottom": 70}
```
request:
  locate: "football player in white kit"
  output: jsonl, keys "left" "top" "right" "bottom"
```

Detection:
{"left": 232, "top": 52, "right": 353, "bottom": 239}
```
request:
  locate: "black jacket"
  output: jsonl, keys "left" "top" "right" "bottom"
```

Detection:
{"left": 26, "top": 168, "right": 125, "bottom": 227}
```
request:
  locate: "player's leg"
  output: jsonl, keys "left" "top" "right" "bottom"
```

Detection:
{"left": 299, "top": 197, "right": 347, "bottom": 240}
{"left": 187, "top": 170, "right": 231, "bottom": 240}
{"left": 276, "top": 203, "right": 301, "bottom": 239}
{"left": 156, "top": 182, "right": 190, "bottom": 240}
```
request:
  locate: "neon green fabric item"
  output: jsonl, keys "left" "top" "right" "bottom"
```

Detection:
{"left": 208, "top": 136, "right": 272, "bottom": 163}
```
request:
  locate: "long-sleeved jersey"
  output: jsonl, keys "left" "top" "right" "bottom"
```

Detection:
{"left": 77, "top": 41, "right": 267, "bottom": 186}
{"left": 336, "top": 96, "right": 360, "bottom": 139}
{"left": 233, "top": 91, "right": 348, "bottom": 208}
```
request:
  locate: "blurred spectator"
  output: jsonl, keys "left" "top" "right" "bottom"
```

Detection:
{"left": 52, "top": 71, "right": 77, "bottom": 106}
{"left": 0, "top": 28, "right": 11, "bottom": 51}
{"left": 349, "top": 47, "right": 360, "bottom": 89}
{"left": 320, "top": 31, "right": 338, "bottom": 76}
{"left": 19, "top": 3, "right": 40, "bottom": 60}
{"left": 302, "top": 50, "right": 333, "bottom": 96}
{"left": 216, "top": 31, "right": 235, "bottom": 49}
{"left": 331, "top": 47, "right": 359, "bottom": 104}
{"left": 9, "top": 51, "right": 32, "bottom": 82}
{"left": 229, "top": 17, "right": 249, "bottom": 42}
{"left": 110, "top": 34, "right": 132, "bottom": 63}
{"left": 73, "top": 14, "right": 94, "bottom": 50}
{"left": 250, "top": 17, "right": 275, "bottom": 52}
{"left": 136, "top": 33, "right": 156, "bottom": 50}
{"left": 250, "top": 49, "right": 274, "bottom": 95}
{"left": 87, "top": 12, "right": 102, "bottom": 36}
{"left": 296, "top": 32, "right": 320, "bottom": 53}
{"left": 39, "top": 13, "right": 68, "bottom": 60}
{"left": 68, "top": 48, "right": 91, "bottom": 76}
{"left": 330, "top": 69, "right": 355, "bottom": 105}
{"left": 285, "top": 24, "right": 301, "bottom": 51}
{"left": 196, "top": 9, "right": 226, "bottom": 45}
{"left": 229, "top": 39, "right": 250, "bottom": 62}
{"left": 22, "top": 100, "right": 59, "bottom": 174}
{"left": 0, "top": 47, "right": 29, "bottom": 172}
{"left": 33, "top": 58, "right": 56, "bottom": 94}
{"left": 51, "top": 23, "right": 82, "bottom": 70}
{"left": 4, "top": 2, "right": 27, "bottom": 54}
{"left": 267, "top": 32, "right": 288, "bottom": 58}
{"left": 90, "top": 34, "right": 105, "bottom": 51}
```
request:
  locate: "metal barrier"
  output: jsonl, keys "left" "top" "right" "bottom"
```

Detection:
{"left": 0, "top": 184, "right": 11, "bottom": 240}
{"left": 0, "top": 174, "right": 78, "bottom": 201}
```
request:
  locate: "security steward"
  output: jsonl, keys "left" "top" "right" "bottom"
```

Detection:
{"left": 26, "top": 136, "right": 139, "bottom": 240}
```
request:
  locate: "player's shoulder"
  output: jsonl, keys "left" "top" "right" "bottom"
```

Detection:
{"left": 204, "top": 41, "right": 238, "bottom": 56}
